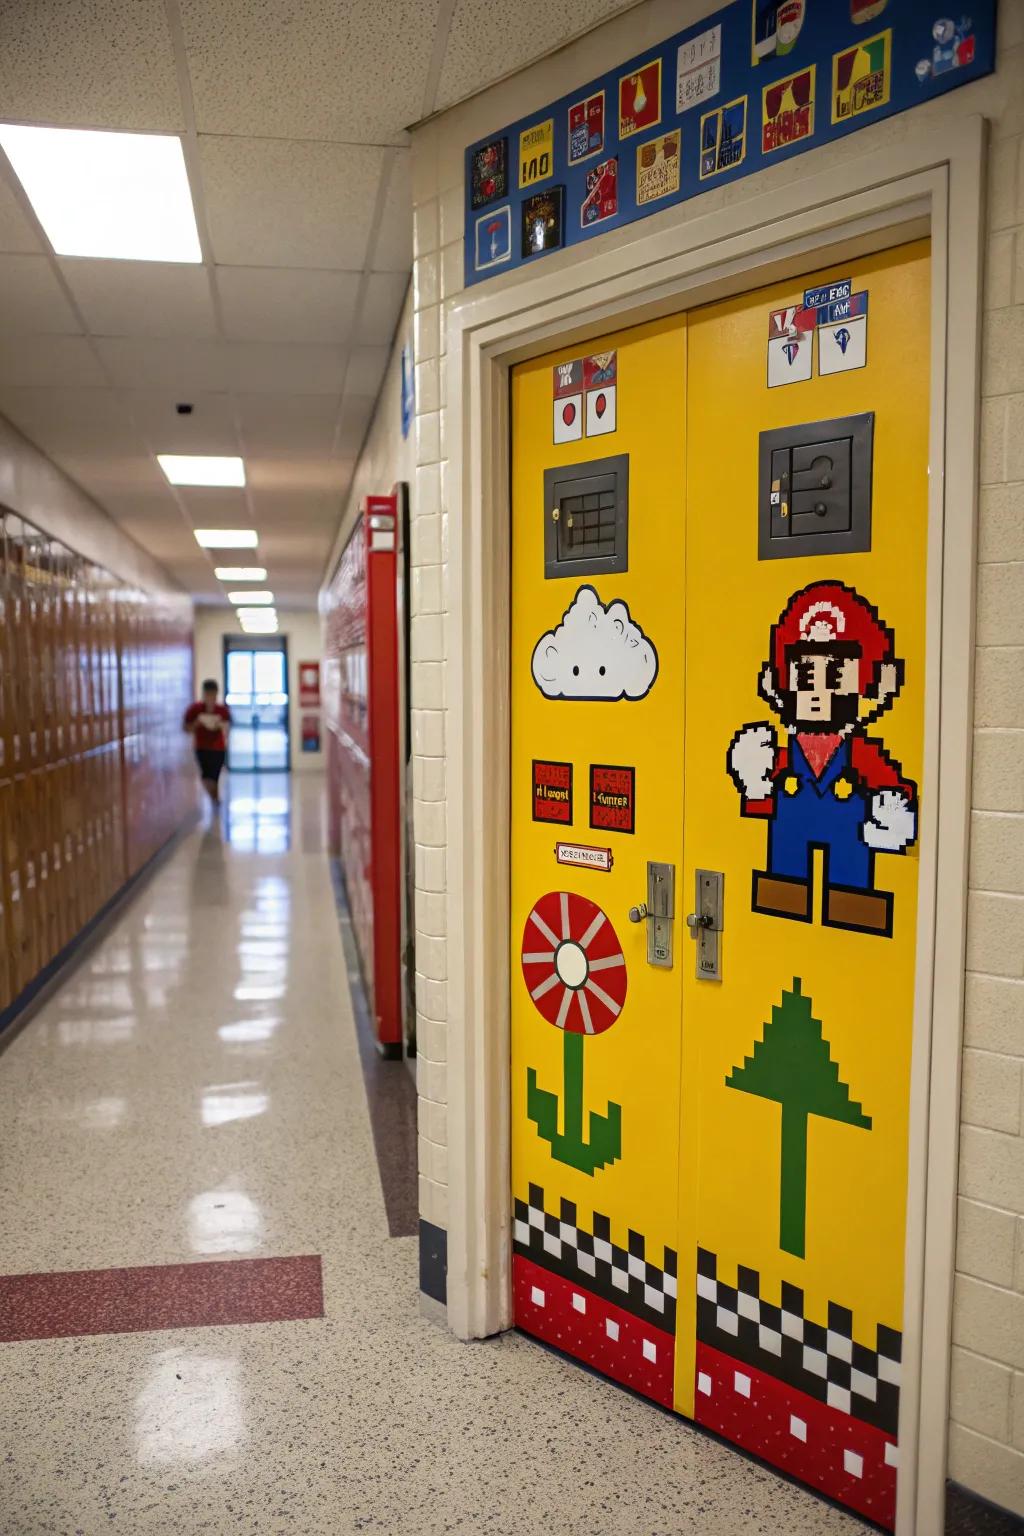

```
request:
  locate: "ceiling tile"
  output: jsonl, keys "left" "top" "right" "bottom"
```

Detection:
{"left": 344, "top": 344, "right": 389, "bottom": 397}
{"left": 199, "top": 136, "right": 383, "bottom": 270}
{"left": 177, "top": 485, "right": 251, "bottom": 524}
{"left": 0, "top": 0, "right": 183, "bottom": 130}
{"left": 357, "top": 272, "right": 408, "bottom": 346}
{"left": 59, "top": 259, "right": 217, "bottom": 339}
{"left": 216, "top": 266, "right": 360, "bottom": 345}
{"left": 113, "top": 514, "right": 192, "bottom": 552}
{"left": 92, "top": 490, "right": 186, "bottom": 524}
{"left": 180, "top": 0, "right": 440, "bottom": 143}
{"left": 53, "top": 452, "right": 170, "bottom": 496}
{"left": 259, "top": 528, "right": 336, "bottom": 559}
{"left": 128, "top": 391, "right": 239, "bottom": 455}
{"left": 0, "top": 174, "right": 43, "bottom": 254}
{"left": 0, "top": 335, "right": 105, "bottom": 387}
{"left": 0, "top": 255, "right": 81, "bottom": 333}
{"left": 93, "top": 336, "right": 232, "bottom": 392}
{"left": 248, "top": 459, "right": 351, "bottom": 495}
{"left": 434, "top": 0, "right": 637, "bottom": 110}
{"left": 334, "top": 394, "right": 375, "bottom": 456}
{"left": 369, "top": 151, "right": 413, "bottom": 273}
{"left": 235, "top": 394, "right": 341, "bottom": 458}
{"left": 225, "top": 342, "right": 349, "bottom": 396}
{"left": 0, "top": 386, "right": 140, "bottom": 457}
{"left": 249, "top": 492, "right": 339, "bottom": 530}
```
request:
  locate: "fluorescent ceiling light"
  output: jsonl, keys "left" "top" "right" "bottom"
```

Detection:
{"left": 228, "top": 591, "right": 273, "bottom": 605}
{"left": 158, "top": 455, "right": 245, "bottom": 487}
{"left": 214, "top": 567, "right": 266, "bottom": 582}
{"left": 0, "top": 125, "right": 201, "bottom": 262}
{"left": 240, "top": 617, "right": 279, "bottom": 634}
{"left": 237, "top": 607, "right": 277, "bottom": 623}
{"left": 194, "top": 529, "right": 258, "bottom": 549}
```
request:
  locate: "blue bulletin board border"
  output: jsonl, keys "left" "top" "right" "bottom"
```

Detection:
{"left": 463, "top": 2, "right": 995, "bottom": 287}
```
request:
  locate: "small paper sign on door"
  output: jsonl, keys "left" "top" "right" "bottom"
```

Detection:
{"left": 555, "top": 841, "right": 614, "bottom": 872}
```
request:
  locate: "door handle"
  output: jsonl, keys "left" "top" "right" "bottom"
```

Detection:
{"left": 628, "top": 864, "right": 674, "bottom": 968}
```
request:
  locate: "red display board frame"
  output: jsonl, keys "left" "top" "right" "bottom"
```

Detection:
{"left": 323, "top": 495, "right": 402, "bottom": 1052}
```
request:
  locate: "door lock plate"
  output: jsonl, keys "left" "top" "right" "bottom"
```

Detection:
{"left": 689, "top": 869, "right": 724, "bottom": 980}
{"left": 642, "top": 861, "right": 674, "bottom": 968}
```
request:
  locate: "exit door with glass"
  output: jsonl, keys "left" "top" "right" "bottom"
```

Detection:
{"left": 509, "top": 242, "right": 930, "bottom": 1530}
{"left": 224, "top": 642, "right": 290, "bottom": 772}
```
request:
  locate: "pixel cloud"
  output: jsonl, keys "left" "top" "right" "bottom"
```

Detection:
{"left": 530, "top": 584, "right": 658, "bottom": 701}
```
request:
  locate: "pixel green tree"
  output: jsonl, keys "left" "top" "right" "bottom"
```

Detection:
{"left": 726, "top": 978, "right": 871, "bottom": 1259}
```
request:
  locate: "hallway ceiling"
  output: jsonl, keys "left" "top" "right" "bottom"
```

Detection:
{"left": 0, "top": 0, "right": 637, "bottom": 609}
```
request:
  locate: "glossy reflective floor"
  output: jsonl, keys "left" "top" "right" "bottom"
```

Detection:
{"left": 0, "top": 774, "right": 864, "bottom": 1534}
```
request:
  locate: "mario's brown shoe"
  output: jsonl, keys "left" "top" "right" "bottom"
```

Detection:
{"left": 752, "top": 872, "right": 811, "bottom": 922}
{"left": 823, "top": 884, "right": 893, "bottom": 937}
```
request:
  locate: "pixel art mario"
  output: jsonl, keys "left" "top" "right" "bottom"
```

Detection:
{"left": 727, "top": 581, "right": 918, "bottom": 936}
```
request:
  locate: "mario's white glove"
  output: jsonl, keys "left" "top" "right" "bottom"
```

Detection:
{"left": 863, "top": 789, "right": 916, "bottom": 851}
{"left": 729, "top": 724, "right": 776, "bottom": 799}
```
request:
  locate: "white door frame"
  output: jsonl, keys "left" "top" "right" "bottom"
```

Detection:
{"left": 443, "top": 115, "right": 985, "bottom": 1536}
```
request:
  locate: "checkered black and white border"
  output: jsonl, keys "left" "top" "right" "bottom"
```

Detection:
{"left": 696, "top": 1248, "right": 901, "bottom": 1436}
{"left": 514, "top": 1184, "right": 677, "bottom": 1333}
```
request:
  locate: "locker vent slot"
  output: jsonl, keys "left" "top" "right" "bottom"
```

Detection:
{"left": 544, "top": 454, "right": 629, "bottom": 579}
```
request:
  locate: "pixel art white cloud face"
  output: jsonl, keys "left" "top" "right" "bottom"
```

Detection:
{"left": 530, "top": 584, "right": 658, "bottom": 701}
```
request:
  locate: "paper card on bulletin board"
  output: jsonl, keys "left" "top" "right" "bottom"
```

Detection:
{"left": 301, "top": 714, "right": 321, "bottom": 752}
{"left": 463, "top": 1, "right": 994, "bottom": 287}
{"left": 298, "top": 662, "right": 321, "bottom": 708}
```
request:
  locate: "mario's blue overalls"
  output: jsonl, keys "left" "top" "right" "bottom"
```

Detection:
{"left": 766, "top": 736, "right": 872, "bottom": 890}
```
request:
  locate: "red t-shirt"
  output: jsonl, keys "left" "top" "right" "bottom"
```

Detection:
{"left": 185, "top": 701, "right": 231, "bottom": 750}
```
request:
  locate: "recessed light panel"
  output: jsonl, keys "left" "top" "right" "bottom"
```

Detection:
{"left": 228, "top": 591, "right": 274, "bottom": 605}
{"left": 214, "top": 567, "right": 267, "bottom": 582}
{"left": 158, "top": 455, "right": 245, "bottom": 487}
{"left": 239, "top": 613, "right": 279, "bottom": 633}
{"left": 0, "top": 125, "right": 202, "bottom": 262}
{"left": 194, "top": 529, "right": 258, "bottom": 549}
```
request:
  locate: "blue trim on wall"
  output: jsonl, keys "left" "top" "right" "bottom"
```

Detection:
{"left": 947, "top": 1483, "right": 1024, "bottom": 1535}
{"left": 419, "top": 1219, "right": 448, "bottom": 1306}
{"left": 464, "top": 0, "right": 995, "bottom": 287}
{"left": 0, "top": 811, "right": 198, "bottom": 1047}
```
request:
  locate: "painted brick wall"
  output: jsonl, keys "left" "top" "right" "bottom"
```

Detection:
{"left": 407, "top": 195, "right": 452, "bottom": 1235}
{"left": 404, "top": 0, "right": 1024, "bottom": 1512}
{"left": 950, "top": 41, "right": 1024, "bottom": 1505}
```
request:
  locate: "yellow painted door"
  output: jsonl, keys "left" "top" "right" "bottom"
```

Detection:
{"left": 510, "top": 316, "right": 687, "bottom": 1409}
{"left": 509, "top": 241, "right": 929, "bottom": 1534}
{"left": 680, "top": 241, "right": 929, "bottom": 1531}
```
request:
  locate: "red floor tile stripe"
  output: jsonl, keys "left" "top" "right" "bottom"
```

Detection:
{"left": 0, "top": 1255, "right": 323, "bottom": 1343}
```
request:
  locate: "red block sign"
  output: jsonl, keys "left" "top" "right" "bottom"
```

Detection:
{"left": 533, "top": 759, "right": 573, "bottom": 824}
{"left": 590, "top": 764, "right": 635, "bottom": 833}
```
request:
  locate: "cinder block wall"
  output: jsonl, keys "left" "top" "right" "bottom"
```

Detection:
{"left": 405, "top": 0, "right": 1024, "bottom": 1512}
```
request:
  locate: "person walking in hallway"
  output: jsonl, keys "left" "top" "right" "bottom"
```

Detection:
{"left": 183, "top": 678, "right": 231, "bottom": 805}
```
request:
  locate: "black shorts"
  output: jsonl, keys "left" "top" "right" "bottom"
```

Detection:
{"left": 196, "top": 748, "right": 226, "bottom": 782}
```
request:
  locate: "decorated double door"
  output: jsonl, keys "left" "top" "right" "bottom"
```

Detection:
{"left": 510, "top": 241, "right": 929, "bottom": 1530}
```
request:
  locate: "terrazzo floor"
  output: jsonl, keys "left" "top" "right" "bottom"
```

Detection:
{"left": 0, "top": 773, "right": 865, "bottom": 1535}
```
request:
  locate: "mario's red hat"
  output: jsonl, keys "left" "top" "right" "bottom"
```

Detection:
{"left": 770, "top": 581, "right": 896, "bottom": 695}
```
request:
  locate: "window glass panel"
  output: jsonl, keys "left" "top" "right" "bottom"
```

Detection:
{"left": 227, "top": 650, "right": 253, "bottom": 696}
{"left": 253, "top": 650, "right": 285, "bottom": 693}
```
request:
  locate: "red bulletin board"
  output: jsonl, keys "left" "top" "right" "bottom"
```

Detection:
{"left": 321, "top": 495, "right": 402, "bottom": 1053}
{"left": 298, "top": 661, "right": 321, "bottom": 708}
